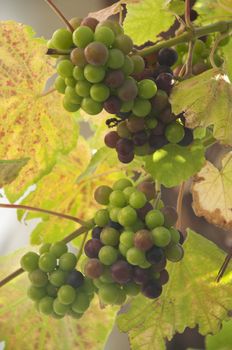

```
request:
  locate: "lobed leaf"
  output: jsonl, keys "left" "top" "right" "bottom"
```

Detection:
{"left": 0, "top": 158, "right": 29, "bottom": 187}
{"left": 205, "top": 319, "right": 232, "bottom": 350}
{"left": 117, "top": 229, "right": 232, "bottom": 350}
{"left": 222, "top": 38, "right": 232, "bottom": 83}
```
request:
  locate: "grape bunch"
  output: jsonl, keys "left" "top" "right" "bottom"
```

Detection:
{"left": 104, "top": 47, "right": 194, "bottom": 163}
{"left": 50, "top": 17, "right": 148, "bottom": 115}
{"left": 83, "top": 178, "right": 184, "bottom": 304}
{"left": 20, "top": 242, "right": 94, "bottom": 319}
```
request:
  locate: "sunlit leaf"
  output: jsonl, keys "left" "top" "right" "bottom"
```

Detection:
{"left": 206, "top": 319, "right": 232, "bottom": 350}
{"left": 192, "top": 152, "right": 232, "bottom": 230}
{"left": 0, "top": 158, "right": 29, "bottom": 187}
{"left": 194, "top": 0, "right": 232, "bottom": 24}
{"left": 117, "top": 229, "right": 232, "bottom": 350}
{"left": 222, "top": 38, "right": 232, "bottom": 82}
{"left": 0, "top": 21, "right": 78, "bottom": 201}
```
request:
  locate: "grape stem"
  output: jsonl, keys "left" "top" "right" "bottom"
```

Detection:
{"left": 216, "top": 250, "right": 232, "bottom": 282}
{"left": 185, "top": 0, "right": 193, "bottom": 29}
{"left": 46, "top": 48, "right": 71, "bottom": 56}
{"left": 0, "top": 224, "right": 92, "bottom": 288}
{"left": 0, "top": 203, "right": 88, "bottom": 227}
{"left": 176, "top": 182, "right": 185, "bottom": 233}
{"left": 184, "top": 40, "right": 194, "bottom": 78}
{"left": 138, "top": 20, "right": 232, "bottom": 57}
{"left": 39, "top": 87, "right": 56, "bottom": 98}
{"left": 44, "top": 0, "right": 74, "bottom": 32}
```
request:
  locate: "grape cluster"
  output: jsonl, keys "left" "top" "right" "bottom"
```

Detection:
{"left": 50, "top": 17, "right": 148, "bottom": 115}
{"left": 104, "top": 47, "right": 194, "bottom": 163}
{"left": 83, "top": 178, "right": 184, "bottom": 304}
{"left": 20, "top": 242, "right": 94, "bottom": 319}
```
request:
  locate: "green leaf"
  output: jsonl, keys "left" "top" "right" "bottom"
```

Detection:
{"left": 167, "top": 0, "right": 185, "bottom": 15}
{"left": 171, "top": 68, "right": 232, "bottom": 146}
{"left": 0, "top": 248, "right": 116, "bottom": 350}
{"left": 192, "top": 152, "right": 232, "bottom": 230}
{"left": 123, "top": 0, "right": 175, "bottom": 45}
{"left": 0, "top": 21, "right": 78, "bottom": 201}
{"left": 194, "top": 0, "right": 232, "bottom": 24}
{"left": 144, "top": 142, "right": 205, "bottom": 187}
{"left": 222, "top": 38, "right": 232, "bottom": 82}
{"left": 117, "top": 229, "right": 232, "bottom": 350}
{"left": 206, "top": 319, "right": 232, "bottom": 350}
{"left": 0, "top": 158, "right": 29, "bottom": 187}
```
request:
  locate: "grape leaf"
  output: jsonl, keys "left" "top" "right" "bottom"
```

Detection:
{"left": 222, "top": 38, "right": 232, "bottom": 83}
{"left": 144, "top": 142, "right": 205, "bottom": 188}
{"left": 192, "top": 152, "right": 232, "bottom": 230}
{"left": 195, "top": 0, "right": 232, "bottom": 24}
{"left": 0, "top": 158, "right": 29, "bottom": 187}
{"left": 0, "top": 248, "right": 116, "bottom": 350}
{"left": 171, "top": 69, "right": 232, "bottom": 146}
{"left": 117, "top": 229, "right": 232, "bottom": 350}
{"left": 0, "top": 21, "right": 78, "bottom": 201}
{"left": 123, "top": 0, "right": 175, "bottom": 45}
{"left": 206, "top": 319, "right": 232, "bottom": 350}
{"left": 18, "top": 139, "right": 124, "bottom": 244}
{"left": 167, "top": 0, "right": 185, "bottom": 15}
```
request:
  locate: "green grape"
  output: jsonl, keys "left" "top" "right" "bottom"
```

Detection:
{"left": 120, "top": 100, "right": 134, "bottom": 113}
{"left": 72, "top": 26, "right": 94, "bottom": 48}
{"left": 51, "top": 311, "right": 65, "bottom": 319}
{"left": 98, "top": 246, "right": 118, "bottom": 265}
{"left": 99, "top": 268, "right": 114, "bottom": 284}
{"left": 120, "top": 230, "right": 134, "bottom": 248}
{"left": 54, "top": 76, "right": 66, "bottom": 94}
{"left": 73, "top": 66, "right": 85, "bottom": 80}
{"left": 119, "top": 243, "right": 129, "bottom": 257}
{"left": 81, "top": 97, "right": 103, "bottom": 115}
{"left": 49, "top": 269, "right": 67, "bottom": 287}
{"left": 134, "top": 143, "right": 152, "bottom": 156}
{"left": 52, "top": 29, "right": 73, "bottom": 50}
{"left": 90, "top": 83, "right": 110, "bottom": 102}
{"left": 109, "top": 190, "right": 127, "bottom": 207}
{"left": 53, "top": 298, "right": 69, "bottom": 315}
{"left": 65, "top": 86, "right": 82, "bottom": 104}
{"left": 39, "top": 296, "right": 54, "bottom": 315}
{"left": 57, "top": 60, "right": 74, "bottom": 78}
{"left": 59, "top": 253, "right": 77, "bottom": 271}
{"left": 94, "top": 209, "right": 110, "bottom": 227}
{"left": 96, "top": 20, "right": 123, "bottom": 36}
{"left": 39, "top": 253, "right": 57, "bottom": 272}
{"left": 121, "top": 56, "right": 134, "bottom": 76}
{"left": 68, "top": 310, "right": 83, "bottom": 319}
{"left": 39, "top": 243, "right": 51, "bottom": 255}
{"left": 151, "top": 89, "right": 169, "bottom": 113}
{"left": 126, "top": 247, "right": 146, "bottom": 266}
{"left": 100, "top": 227, "right": 120, "bottom": 246}
{"left": 46, "top": 283, "right": 57, "bottom": 298}
{"left": 65, "top": 77, "right": 76, "bottom": 87}
{"left": 70, "top": 48, "right": 87, "bottom": 67}
{"left": 165, "top": 243, "right": 184, "bottom": 262}
{"left": 93, "top": 278, "right": 105, "bottom": 289}
{"left": 194, "top": 39, "right": 206, "bottom": 55}
{"left": 115, "top": 289, "right": 127, "bottom": 305}
{"left": 123, "top": 282, "right": 140, "bottom": 296}
{"left": 109, "top": 207, "right": 120, "bottom": 222}
{"left": 145, "top": 116, "right": 158, "bottom": 129}
{"left": 131, "top": 55, "right": 145, "bottom": 74}
{"left": 151, "top": 227, "right": 171, "bottom": 247}
{"left": 169, "top": 227, "right": 180, "bottom": 244}
{"left": 58, "top": 285, "right": 76, "bottom": 305}
{"left": 84, "top": 64, "right": 106, "bottom": 83}
{"left": 117, "top": 121, "right": 131, "bottom": 138}
{"left": 118, "top": 206, "right": 137, "bottom": 227}
{"left": 139, "top": 260, "right": 151, "bottom": 268}
{"left": 71, "top": 292, "right": 90, "bottom": 313}
{"left": 132, "top": 98, "right": 151, "bottom": 117}
{"left": 94, "top": 26, "right": 115, "bottom": 47}
{"left": 27, "top": 286, "right": 46, "bottom": 301}
{"left": 94, "top": 185, "right": 112, "bottom": 205}
{"left": 29, "top": 269, "right": 48, "bottom": 287}
{"left": 20, "top": 252, "right": 39, "bottom": 272}
{"left": 69, "top": 17, "right": 82, "bottom": 30}
{"left": 63, "top": 97, "right": 80, "bottom": 112}
{"left": 138, "top": 79, "right": 157, "bottom": 99}
{"left": 107, "top": 49, "right": 125, "bottom": 69}
{"left": 218, "top": 36, "right": 230, "bottom": 47}
{"left": 129, "top": 190, "right": 147, "bottom": 209}
{"left": 98, "top": 284, "right": 121, "bottom": 304}
{"left": 114, "top": 34, "right": 133, "bottom": 55}
{"left": 145, "top": 210, "right": 164, "bottom": 229}
{"left": 123, "top": 186, "right": 136, "bottom": 200}
{"left": 128, "top": 219, "right": 145, "bottom": 232}
{"left": 165, "top": 122, "right": 185, "bottom": 143}
{"left": 79, "top": 278, "right": 95, "bottom": 295}
{"left": 75, "top": 80, "right": 91, "bottom": 97}
{"left": 113, "top": 178, "right": 133, "bottom": 191}
{"left": 47, "top": 39, "right": 55, "bottom": 49}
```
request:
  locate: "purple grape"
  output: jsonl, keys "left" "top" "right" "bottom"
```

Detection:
{"left": 142, "top": 280, "right": 162, "bottom": 299}
{"left": 109, "top": 220, "right": 123, "bottom": 231}
{"left": 84, "top": 258, "right": 104, "bottom": 279}
{"left": 179, "top": 231, "right": 185, "bottom": 245}
{"left": 104, "top": 131, "right": 120, "bottom": 148}
{"left": 155, "top": 73, "right": 174, "bottom": 94}
{"left": 132, "top": 131, "right": 148, "bottom": 146}
{"left": 84, "top": 42, "right": 109, "bottom": 66}
{"left": 111, "top": 260, "right": 133, "bottom": 284}
{"left": 157, "top": 269, "right": 169, "bottom": 285}
{"left": 133, "top": 267, "right": 151, "bottom": 285}
{"left": 118, "top": 152, "right": 134, "bottom": 164}
{"left": 92, "top": 226, "right": 102, "bottom": 239}
{"left": 132, "top": 68, "right": 154, "bottom": 81}
{"left": 153, "top": 65, "right": 173, "bottom": 79}
{"left": 161, "top": 206, "right": 178, "bottom": 227}
{"left": 104, "top": 96, "right": 121, "bottom": 114}
{"left": 152, "top": 256, "right": 167, "bottom": 272}
{"left": 116, "top": 138, "right": 134, "bottom": 156}
{"left": 117, "top": 78, "right": 138, "bottom": 102}
{"left": 178, "top": 128, "right": 194, "bottom": 146}
{"left": 66, "top": 270, "right": 84, "bottom": 288}
{"left": 133, "top": 230, "right": 154, "bottom": 252}
{"left": 150, "top": 90, "right": 169, "bottom": 113}
{"left": 137, "top": 202, "right": 153, "bottom": 220}
{"left": 105, "top": 70, "right": 125, "bottom": 88}
{"left": 157, "top": 48, "right": 178, "bottom": 67}
{"left": 146, "top": 246, "right": 164, "bottom": 264}
{"left": 81, "top": 17, "right": 99, "bottom": 31}
{"left": 157, "top": 105, "right": 175, "bottom": 124}
{"left": 148, "top": 135, "right": 168, "bottom": 149}
{"left": 84, "top": 239, "right": 103, "bottom": 258}
{"left": 190, "top": 9, "right": 198, "bottom": 21}
{"left": 150, "top": 121, "right": 165, "bottom": 136}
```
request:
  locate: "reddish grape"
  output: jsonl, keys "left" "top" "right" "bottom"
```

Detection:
{"left": 104, "top": 96, "right": 121, "bottom": 114}
{"left": 84, "top": 239, "right": 103, "bottom": 258}
{"left": 137, "top": 202, "right": 153, "bottom": 220}
{"left": 142, "top": 280, "right": 162, "bottom": 299}
{"left": 111, "top": 260, "right": 133, "bottom": 284}
{"left": 84, "top": 42, "right": 109, "bottom": 66}
{"left": 105, "top": 70, "right": 125, "bottom": 88}
{"left": 158, "top": 48, "right": 178, "bottom": 67}
{"left": 104, "top": 131, "right": 120, "bottom": 148}
{"left": 132, "top": 131, "right": 148, "bottom": 146}
{"left": 118, "top": 152, "right": 134, "bottom": 164}
{"left": 81, "top": 17, "right": 99, "bottom": 31}
{"left": 133, "top": 230, "right": 154, "bottom": 251}
{"left": 116, "top": 138, "right": 134, "bottom": 156}
{"left": 133, "top": 267, "right": 151, "bottom": 285}
{"left": 157, "top": 269, "right": 169, "bottom": 285}
{"left": 137, "top": 182, "right": 156, "bottom": 201}
{"left": 146, "top": 246, "right": 164, "bottom": 264}
{"left": 84, "top": 258, "right": 104, "bottom": 278}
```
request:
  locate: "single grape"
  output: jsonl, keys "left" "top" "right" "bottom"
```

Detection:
{"left": 84, "top": 239, "right": 103, "bottom": 258}
{"left": 121, "top": 56, "right": 134, "bottom": 75}
{"left": 72, "top": 26, "right": 94, "bottom": 48}
{"left": 109, "top": 207, "right": 121, "bottom": 222}
{"left": 165, "top": 243, "right": 184, "bottom": 262}
{"left": 63, "top": 98, "right": 80, "bottom": 112}
{"left": 115, "top": 289, "right": 127, "bottom": 305}
{"left": 151, "top": 255, "right": 167, "bottom": 272}
{"left": 118, "top": 206, "right": 137, "bottom": 226}
{"left": 104, "top": 131, "right": 120, "bottom": 148}
{"left": 104, "top": 96, "right": 121, "bottom": 114}
{"left": 151, "top": 227, "right": 171, "bottom": 247}
{"left": 138, "top": 79, "right": 157, "bottom": 99}
{"left": 96, "top": 20, "right": 123, "bottom": 36}
{"left": 91, "top": 226, "right": 102, "bottom": 239}
{"left": 59, "top": 252, "right": 77, "bottom": 271}
{"left": 129, "top": 190, "right": 147, "bottom": 209}
{"left": 65, "top": 86, "right": 82, "bottom": 104}
{"left": 73, "top": 66, "right": 85, "bottom": 80}
{"left": 194, "top": 39, "right": 206, "bottom": 55}
{"left": 46, "top": 283, "right": 58, "bottom": 297}
{"left": 132, "top": 98, "right": 151, "bottom": 117}
{"left": 99, "top": 268, "right": 114, "bottom": 284}
{"left": 100, "top": 227, "right": 120, "bottom": 246}
{"left": 58, "top": 285, "right": 76, "bottom": 305}
{"left": 137, "top": 182, "right": 156, "bottom": 201}
{"left": 161, "top": 206, "right": 178, "bottom": 227}
{"left": 72, "top": 292, "right": 90, "bottom": 313}
{"left": 145, "top": 115, "right": 158, "bottom": 129}
{"left": 123, "top": 186, "right": 136, "bottom": 200}
{"left": 118, "top": 77, "right": 138, "bottom": 102}
{"left": 20, "top": 252, "right": 39, "bottom": 272}
{"left": 127, "top": 117, "right": 145, "bottom": 133}
{"left": 94, "top": 26, "right": 115, "bottom": 47}
{"left": 158, "top": 269, "right": 169, "bottom": 285}
{"left": 113, "top": 178, "right": 132, "bottom": 191}
{"left": 105, "top": 69, "right": 125, "bottom": 89}
{"left": 27, "top": 286, "right": 46, "bottom": 301}
{"left": 118, "top": 152, "right": 134, "bottom": 164}
{"left": 132, "top": 131, "right": 148, "bottom": 146}
{"left": 107, "top": 48, "right": 125, "bottom": 69}
{"left": 52, "top": 29, "right": 73, "bottom": 50}
{"left": 146, "top": 246, "right": 164, "bottom": 264}
{"left": 165, "top": 122, "right": 185, "bottom": 143}
{"left": 49, "top": 269, "right": 67, "bottom": 287}
{"left": 150, "top": 121, "right": 165, "bottom": 136}
{"left": 119, "top": 243, "right": 129, "bottom": 257}
{"left": 150, "top": 89, "right": 169, "bottom": 113}
{"left": 131, "top": 55, "right": 145, "bottom": 74}
{"left": 99, "top": 246, "right": 118, "bottom": 265}
{"left": 116, "top": 138, "right": 134, "bottom": 156}
{"left": 84, "top": 64, "right": 105, "bottom": 83}
{"left": 142, "top": 280, "right": 162, "bottom": 299}
{"left": 57, "top": 60, "right": 74, "bottom": 78}
{"left": 114, "top": 34, "right": 133, "bottom": 54}
{"left": 84, "top": 42, "right": 109, "bottom": 66}
{"left": 94, "top": 209, "right": 110, "bottom": 227}
{"left": 123, "top": 282, "right": 140, "bottom": 296}
{"left": 69, "top": 17, "right": 82, "bottom": 30}
{"left": 53, "top": 298, "right": 69, "bottom": 315}
{"left": 98, "top": 284, "right": 121, "bottom": 304}
{"left": 55, "top": 76, "right": 66, "bottom": 94}
{"left": 110, "top": 260, "right": 133, "bottom": 284}
{"left": 157, "top": 105, "right": 175, "bottom": 124}
{"left": 50, "top": 242, "right": 68, "bottom": 258}
{"left": 94, "top": 185, "right": 112, "bottom": 205}
{"left": 120, "top": 100, "right": 134, "bottom": 113}
{"left": 126, "top": 247, "right": 146, "bottom": 266}
{"left": 109, "top": 190, "right": 127, "bottom": 208}
{"left": 137, "top": 202, "right": 153, "bottom": 220}
{"left": 81, "top": 17, "right": 99, "bottom": 31}
{"left": 169, "top": 227, "right": 180, "bottom": 244}
{"left": 133, "top": 230, "right": 154, "bottom": 252}
{"left": 81, "top": 97, "right": 103, "bottom": 115}
{"left": 29, "top": 269, "right": 48, "bottom": 287}
{"left": 39, "top": 243, "right": 51, "bottom": 255}
{"left": 133, "top": 266, "right": 151, "bottom": 285}
{"left": 119, "top": 230, "right": 134, "bottom": 248}
{"left": 157, "top": 48, "right": 178, "bottom": 66}
{"left": 117, "top": 121, "right": 131, "bottom": 139}
{"left": 148, "top": 135, "right": 168, "bottom": 150}
{"left": 39, "top": 253, "right": 57, "bottom": 272}
{"left": 155, "top": 73, "right": 174, "bottom": 94}
{"left": 153, "top": 64, "right": 173, "bottom": 79}
{"left": 90, "top": 83, "right": 110, "bottom": 102}
{"left": 65, "top": 77, "right": 76, "bottom": 88}
{"left": 75, "top": 80, "right": 91, "bottom": 97}
{"left": 145, "top": 210, "right": 164, "bottom": 229}
{"left": 70, "top": 48, "right": 87, "bottom": 67}
{"left": 84, "top": 258, "right": 104, "bottom": 278}
{"left": 39, "top": 296, "right": 54, "bottom": 315}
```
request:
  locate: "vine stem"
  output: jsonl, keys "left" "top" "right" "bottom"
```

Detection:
{"left": 216, "top": 250, "right": 232, "bottom": 282}
{"left": 176, "top": 182, "right": 185, "bottom": 232}
{"left": 0, "top": 224, "right": 92, "bottom": 288}
{"left": 44, "top": 0, "right": 74, "bottom": 32}
{"left": 0, "top": 203, "right": 87, "bottom": 227}
{"left": 185, "top": 0, "right": 193, "bottom": 29}
{"left": 209, "top": 32, "right": 230, "bottom": 68}
{"left": 184, "top": 40, "right": 194, "bottom": 77}
{"left": 138, "top": 20, "right": 232, "bottom": 57}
